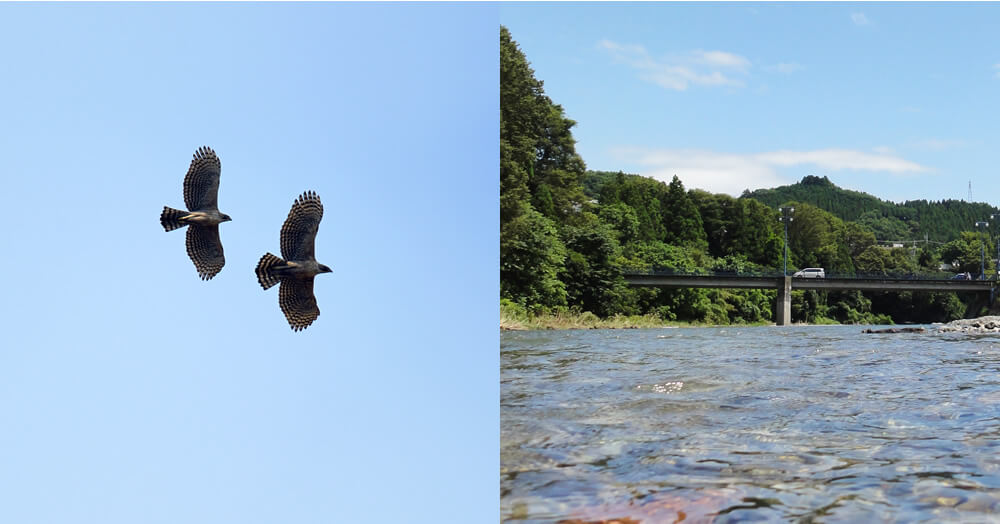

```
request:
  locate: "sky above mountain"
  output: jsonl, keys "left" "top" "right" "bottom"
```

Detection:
{"left": 502, "top": 3, "right": 1000, "bottom": 204}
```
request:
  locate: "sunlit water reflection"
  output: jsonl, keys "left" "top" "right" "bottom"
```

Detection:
{"left": 501, "top": 326, "right": 1000, "bottom": 522}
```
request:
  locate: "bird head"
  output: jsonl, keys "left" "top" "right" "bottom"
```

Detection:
{"left": 319, "top": 264, "right": 333, "bottom": 274}
{"left": 221, "top": 214, "right": 233, "bottom": 222}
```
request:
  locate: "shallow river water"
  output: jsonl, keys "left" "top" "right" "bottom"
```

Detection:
{"left": 501, "top": 325, "right": 1000, "bottom": 522}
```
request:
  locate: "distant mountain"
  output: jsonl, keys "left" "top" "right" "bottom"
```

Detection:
{"left": 742, "top": 175, "right": 890, "bottom": 222}
{"left": 584, "top": 172, "right": 1000, "bottom": 243}
{"left": 742, "top": 175, "right": 1000, "bottom": 243}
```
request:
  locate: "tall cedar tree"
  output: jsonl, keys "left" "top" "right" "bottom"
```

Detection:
{"left": 500, "top": 26, "right": 590, "bottom": 308}
{"left": 499, "top": 26, "right": 586, "bottom": 225}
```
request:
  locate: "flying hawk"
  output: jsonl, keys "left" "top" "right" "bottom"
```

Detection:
{"left": 255, "top": 190, "right": 333, "bottom": 331}
{"left": 160, "top": 146, "right": 232, "bottom": 280}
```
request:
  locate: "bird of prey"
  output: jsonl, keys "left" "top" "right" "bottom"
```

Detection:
{"left": 160, "top": 146, "right": 232, "bottom": 280}
{"left": 255, "top": 190, "right": 333, "bottom": 331}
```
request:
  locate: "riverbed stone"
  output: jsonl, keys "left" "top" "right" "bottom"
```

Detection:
{"left": 862, "top": 327, "right": 926, "bottom": 334}
{"left": 938, "top": 316, "right": 1000, "bottom": 334}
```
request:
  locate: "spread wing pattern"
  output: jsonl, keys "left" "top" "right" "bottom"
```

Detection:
{"left": 278, "top": 277, "right": 320, "bottom": 331}
{"left": 183, "top": 146, "right": 222, "bottom": 211}
{"left": 279, "top": 190, "right": 323, "bottom": 261}
{"left": 186, "top": 224, "right": 226, "bottom": 280}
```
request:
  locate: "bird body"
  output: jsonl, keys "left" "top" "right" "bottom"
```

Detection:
{"left": 259, "top": 258, "right": 326, "bottom": 280}
{"left": 160, "top": 146, "right": 231, "bottom": 280}
{"left": 160, "top": 208, "right": 230, "bottom": 229}
{"left": 255, "top": 190, "right": 332, "bottom": 331}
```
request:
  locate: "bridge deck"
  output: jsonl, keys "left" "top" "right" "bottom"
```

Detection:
{"left": 624, "top": 274, "right": 994, "bottom": 293}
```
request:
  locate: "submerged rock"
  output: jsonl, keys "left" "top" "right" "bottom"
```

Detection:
{"left": 557, "top": 519, "right": 640, "bottom": 524}
{"left": 554, "top": 488, "right": 744, "bottom": 524}
{"left": 862, "top": 327, "right": 926, "bottom": 334}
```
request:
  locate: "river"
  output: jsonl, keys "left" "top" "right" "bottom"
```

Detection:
{"left": 501, "top": 325, "right": 1000, "bottom": 522}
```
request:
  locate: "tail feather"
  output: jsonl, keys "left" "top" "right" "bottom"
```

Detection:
{"left": 256, "top": 253, "right": 285, "bottom": 290}
{"left": 160, "top": 206, "right": 188, "bottom": 232}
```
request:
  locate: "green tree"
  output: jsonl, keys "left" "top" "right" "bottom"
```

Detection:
{"left": 727, "top": 198, "right": 783, "bottom": 268}
{"left": 918, "top": 245, "right": 940, "bottom": 270}
{"left": 598, "top": 173, "right": 668, "bottom": 243}
{"left": 792, "top": 290, "right": 832, "bottom": 324}
{"left": 599, "top": 202, "right": 640, "bottom": 245}
{"left": 499, "top": 205, "right": 567, "bottom": 308}
{"left": 854, "top": 246, "right": 917, "bottom": 276}
{"left": 940, "top": 231, "right": 993, "bottom": 275}
{"left": 560, "top": 216, "right": 631, "bottom": 317}
{"left": 499, "top": 26, "right": 539, "bottom": 225}
{"left": 844, "top": 222, "right": 877, "bottom": 260}
{"left": 621, "top": 240, "right": 707, "bottom": 272}
{"left": 827, "top": 290, "right": 879, "bottom": 324}
{"left": 870, "top": 291, "right": 964, "bottom": 323}
{"left": 619, "top": 241, "right": 710, "bottom": 320}
{"left": 857, "top": 210, "right": 911, "bottom": 241}
{"left": 690, "top": 190, "right": 734, "bottom": 257}
{"left": 854, "top": 245, "right": 888, "bottom": 274}
{"left": 501, "top": 26, "right": 591, "bottom": 310}
{"left": 499, "top": 26, "right": 586, "bottom": 226}
{"left": 663, "top": 176, "right": 707, "bottom": 249}
{"left": 784, "top": 202, "right": 853, "bottom": 273}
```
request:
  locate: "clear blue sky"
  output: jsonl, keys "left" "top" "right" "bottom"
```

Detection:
{"left": 503, "top": 3, "right": 1000, "bottom": 205}
{"left": 0, "top": 3, "right": 496, "bottom": 523}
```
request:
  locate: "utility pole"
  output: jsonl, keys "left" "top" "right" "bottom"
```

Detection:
{"left": 992, "top": 214, "right": 1000, "bottom": 280}
{"left": 977, "top": 220, "right": 989, "bottom": 279}
{"left": 779, "top": 206, "right": 794, "bottom": 276}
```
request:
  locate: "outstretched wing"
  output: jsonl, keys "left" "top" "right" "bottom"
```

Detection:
{"left": 186, "top": 224, "right": 226, "bottom": 280}
{"left": 278, "top": 277, "right": 320, "bottom": 331}
{"left": 280, "top": 190, "right": 323, "bottom": 261}
{"left": 183, "top": 146, "right": 222, "bottom": 211}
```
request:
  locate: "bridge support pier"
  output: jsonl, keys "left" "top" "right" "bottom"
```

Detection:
{"left": 776, "top": 276, "right": 792, "bottom": 326}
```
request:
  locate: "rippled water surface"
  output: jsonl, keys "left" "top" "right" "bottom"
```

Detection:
{"left": 501, "top": 326, "right": 1000, "bottom": 522}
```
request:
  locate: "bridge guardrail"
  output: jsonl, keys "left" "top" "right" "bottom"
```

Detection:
{"left": 622, "top": 268, "right": 783, "bottom": 278}
{"left": 622, "top": 267, "right": 992, "bottom": 282}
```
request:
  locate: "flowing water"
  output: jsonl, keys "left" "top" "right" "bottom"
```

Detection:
{"left": 500, "top": 325, "right": 1000, "bottom": 522}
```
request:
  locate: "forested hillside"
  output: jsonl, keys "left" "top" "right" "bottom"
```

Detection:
{"left": 501, "top": 27, "right": 989, "bottom": 326}
{"left": 744, "top": 175, "right": 1000, "bottom": 243}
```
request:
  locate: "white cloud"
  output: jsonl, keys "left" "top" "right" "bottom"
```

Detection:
{"left": 851, "top": 12, "right": 871, "bottom": 26}
{"left": 755, "top": 149, "right": 925, "bottom": 172}
{"left": 993, "top": 63, "right": 1000, "bottom": 78}
{"left": 610, "top": 147, "right": 929, "bottom": 196}
{"left": 598, "top": 39, "right": 752, "bottom": 91}
{"left": 695, "top": 50, "right": 751, "bottom": 70}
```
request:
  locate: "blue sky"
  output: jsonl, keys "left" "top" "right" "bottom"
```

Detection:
{"left": 0, "top": 3, "right": 496, "bottom": 523}
{"left": 502, "top": 3, "right": 1000, "bottom": 204}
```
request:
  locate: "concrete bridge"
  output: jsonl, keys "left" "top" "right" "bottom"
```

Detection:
{"left": 623, "top": 272, "right": 995, "bottom": 325}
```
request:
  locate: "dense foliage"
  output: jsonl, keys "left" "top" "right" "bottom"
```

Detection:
{"left": 744, "top": 175, "right": 1000, "bottom": 243}
{"left": 501, "top": 27, "right": 984, "bottom": 325}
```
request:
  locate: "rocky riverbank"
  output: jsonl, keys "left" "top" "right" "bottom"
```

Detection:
{"left": 937, "top": 316, "right": 1000, "bottom": 334}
